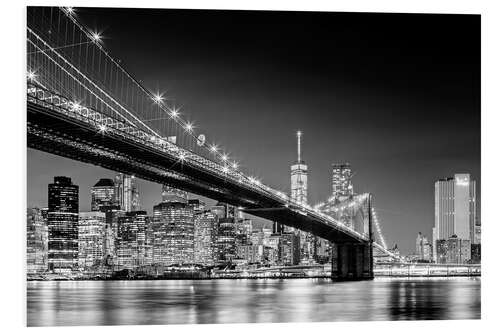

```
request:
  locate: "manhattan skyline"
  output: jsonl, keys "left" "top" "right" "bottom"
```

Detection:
{"left": 27, "top": 9, "right": 480, "bottom": 255}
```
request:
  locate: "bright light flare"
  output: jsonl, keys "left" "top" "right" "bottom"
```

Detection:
{"left": 66, "top": 7, "right": 75, "bottom": 15}
{"left": 179, "top": 153, "right": 186, "bottom": 161}
{"left": 153, "top": 93, "right": 164, "bottom": 104}
{"left": 222, "top": 154, "right": 228, "bottom": 161}
{"left": 231, "top": 162, "right": 238, "bottom": 169}
{"left": 169, "top": 107, "right": 179, "bottom": 118}
{"left": 70, "top": 102, "right": 81, "bottom": 111}
{"left": 210, "top": 144, "right": 218, "bottom": 153}
{"left": 91, "top": 31, "right": 102, "bottom": 42}
{"left": 222, "top": 166, "right": 229, "bottom": 173}
{"left": 98, "top": 124, "right": 107, "bottom": 132}
{"left": 184, "top": 122, "right": 194, "bottom": 133}
{"left": 27, "top": 70, "right": 37, "bottom": 81}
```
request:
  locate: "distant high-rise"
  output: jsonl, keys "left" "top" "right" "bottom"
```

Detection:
{"left": 152, "top": 201, "right": 194, "bottom": 265}
{"left": 188, "top": 199, "right": 205, "bottom": 212}
{"left": 416, "top": 232, "right": 432, "bottom": 262}
{"left": 114, "top": 173, "right": 140, "bottom": 212}
{"left": 332, "top": 163, "right": 353, "bottom": 199}
{"left": 280, "top": 232, "right": 301, "bottom": 266}
{"left": 194, "top": 210, "right": 218, "bottom": 265}
{"left": 115, "top": 211, "right": 149, "bottom": 269}
{"left": 217, "top": 216, "right": 237, "bottom": 263}
{"left": 290, "top": 131, "right": 308, "bottom": 205}
{"left": 27, "top": 208, "right": 48, "bottom": 273}
{"left": 78, "top": 212, "right": 106, "bottom": 269}
{"left": 162, "top": 184, "right": 188, "bottom": 204}
{"left": 91, "top": 178, "right": 116, "bottom": 211}
{"left": 47, "top": 176, "right": 79, "bottom": 272}
{"left": 433, "top": 174, "right": 476, "bottom": 262}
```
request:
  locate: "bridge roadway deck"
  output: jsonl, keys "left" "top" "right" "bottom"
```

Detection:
{"left": 27, "top": 97, "right": 366, "bottom": 244}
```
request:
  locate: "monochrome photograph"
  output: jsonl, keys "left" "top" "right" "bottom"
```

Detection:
{"left": 25, "top": 4, "right": 481, "bottom": 327}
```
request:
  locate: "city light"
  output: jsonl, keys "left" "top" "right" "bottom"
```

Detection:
{"left": 222, "top": 154, "right": 228, "bottom": 161}
{"left": 184, "top": 122, "right": 194, "bottom": 133}
{"left": 98, "top": 124, "right": 107, "bottom": 133}
{"left": 153, "top": 93, "right": 164, "bottom": 104}
{"left": 179, "top": 152, "right": 186, "bottom": 161}
{"left": 169, "top": 107, "right": 179, "bottom": 118}
{"left": 27, "top": 70, "right": 37, "bottom": 81}
{"left": 70, "top": 102, "right": 82, "bottom": 111}
{"left": 222, "top": 166, "right": 229, "bottom": 173}
{"left": 210, "top": 144, "right": 218, "bottom": 153}
{"left": 91, "top": 31, "right": 102, "bottom": 43}
{"left": 66, "top": 7, "right": 75, "bottom": 15}
{"left": 231, "top": 162, "right": 238, "bottom": 169}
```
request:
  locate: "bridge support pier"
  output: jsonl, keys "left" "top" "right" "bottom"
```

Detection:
{"left": 331, "top": 242, "right": 373, "bottom": 281}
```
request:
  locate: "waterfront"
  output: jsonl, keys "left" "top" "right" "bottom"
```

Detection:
{"left": 27, "top": 277, "right": 480, "bottom": 326}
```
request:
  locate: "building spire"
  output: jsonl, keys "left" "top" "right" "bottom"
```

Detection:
{"left": 297, "top": 130, "right": 302, "bottom": 163}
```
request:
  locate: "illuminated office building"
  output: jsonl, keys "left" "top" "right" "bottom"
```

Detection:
{"left": 433, "top": 174, "right": 476, "bottom": 262}
{"left": 188, "top": 199, "right": 205, "bottom": 212}
{"left": 290, "top": 131, "right": 308, "bottom": 205}
{"left": 280, "top": 232, "right": 300, "bottom": 266}
{"left": 27, "top": 207, "right": 48, "bottom": 273}
{"left": 152, "top": 201, "right": 194, "bottom": 265}
{"left": 78, "top": 212, "right": 106, "bottom": 269}
{"left": 90, "top": 178, "right": 116, "bottom": 211}
{"left": 115, "top": 211, "right": 149, "bottom": 269}
{"left": 436, "top": 235, "right": 471, "bottom": 264}
{"left": 332, "top": 163, "right": 354, "bottom": 199}
{"left": 416, "top": 232, "right": 432, "bottom": 262}
{"left": 114, "top": 173, "right": 140, "bottom": 212}
{"left": 194, "top": 210, "right": 218, "bottom": 265}
{"left": 47, "top": 176, "right": 79, "bottom": 272}
{"left": 217, "top": 216, "right": 237, "bottom": 263}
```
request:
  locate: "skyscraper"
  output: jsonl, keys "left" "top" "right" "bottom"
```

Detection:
{"left": 115, "top": 211, "right": 149, "bottom": 269}
{"left": 78, "top": 212, "right": 106, "bottom": 269}
{"left": 217, "top": 216, "right": 237, "bottom": 263}
{"left": 27, "top": 207, "right": 48, "bottom": 273}
{"left": 290, "top": 131, "right": 307, "bottom": 205}
{"left": 194, "top": 210, "right": 218, "bottom": 265}
{"left": 416, "top": 232, "right": 432, "bottom": 262}
{"left": 91, "top": 178, "right": 116, "bottom": 211}
{"left": 433, "top": 174, "right": 476, "bottom": 262}
{"left": 47, "top": 176, "right": 79, "bottom": 272}
{"left": 114, "top": 173, "right": 140, "bottom": 212}
{"left": 152, "top": 201, "right": 195, "bottom": 265}
{"left": 331, "top": 163, "right": 354, "bottom": 199}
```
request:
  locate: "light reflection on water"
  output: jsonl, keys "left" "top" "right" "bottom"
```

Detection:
{"left": 27, "top": 277, "right": 480, "bottom": 326}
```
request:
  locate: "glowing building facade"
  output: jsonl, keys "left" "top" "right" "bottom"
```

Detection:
{"left": 290, "top": 131, "right": 308, "bottom": 205}
{"left": 433, "top": 174, "right": 476, "bottom": 262}
{"left": 332, "top": 163, "right": 354, "bottom": 199}
{"left": 27, "top": 207, "right": 48, "bottom": 273}
{"left": 47, "top": 176, "right": 79, "bottom": 272}
{"left": 194, "top": 211, "right": 218, "bottom": 265}
{"left": 152, "top": 201, "right": 194, "bottom": 265}
{"left": 114, "top": 173, "right": 140, "bottom": 212}
{"left": 90, "top": 178, "right": 116, "bottom": 211}
{"left": 78, "top": 212, "right": 106, "bottom": 269}
{"left": 115, "top": 211, "right": 150, "bottom": 269}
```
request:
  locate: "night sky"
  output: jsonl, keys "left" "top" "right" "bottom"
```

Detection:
{"left": 27, "top": 8, "right": 480, "bottom": 255}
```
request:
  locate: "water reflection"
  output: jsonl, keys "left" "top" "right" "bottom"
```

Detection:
{"left": 27, "top": 277, "right": 480, "bottom": 326}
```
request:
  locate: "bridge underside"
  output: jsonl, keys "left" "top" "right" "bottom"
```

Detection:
{"left": 28, "top": 101, "right": 374, "bottom": 279}
{"left": 28, "top": 101, "right": 366, "bottom": 246}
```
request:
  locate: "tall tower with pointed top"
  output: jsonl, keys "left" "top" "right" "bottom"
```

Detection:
{"left": 291, "top": 131, "right": 308, "bottom": 205}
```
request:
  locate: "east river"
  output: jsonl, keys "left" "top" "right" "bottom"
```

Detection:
{"left": 27, "top": 277, "right": 480, "bottom": 326}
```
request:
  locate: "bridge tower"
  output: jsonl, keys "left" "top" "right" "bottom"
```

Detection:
{"left": 331, "top": 194, "right": 374, "bottom": 280}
